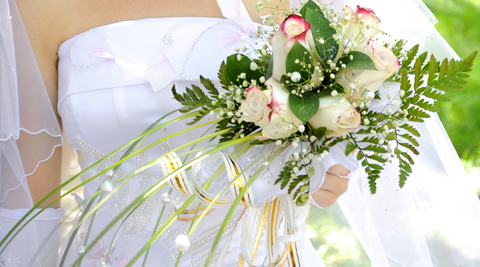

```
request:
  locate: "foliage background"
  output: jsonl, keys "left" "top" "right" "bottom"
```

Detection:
{"left": 307, "top": 0, "right": 480, "bottom": 265}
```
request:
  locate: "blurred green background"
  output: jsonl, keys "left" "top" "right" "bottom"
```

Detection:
{"left": 308, "top": 0, "right": 480, "bottom": 265}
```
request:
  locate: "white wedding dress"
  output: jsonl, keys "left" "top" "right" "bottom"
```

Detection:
{"left": 56, "top": 5, "right": 361, "bottom": 265}
{"left": 2, "top": 0, "right": 480, "bottom": 266}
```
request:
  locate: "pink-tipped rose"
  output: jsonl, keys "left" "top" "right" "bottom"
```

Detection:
{"left": 256, "top": 78, "right": 303, "bottom": 140}
{"left": 308, "top": 97, "right": 361, "bottom": 137}
{"left": 341, "top": 5, "right": 383, "bottom": 52}
{"left": 281, "top": 14, "right": 311, "bottom": 48}
{"left": 271, "top": 15, "right": 319, "bottom": 81}
{"left": 336, "top": 40, "right": 401, "bottom": 100}
{"left": 239, "top": 86, "right": 272, "bottom": 128}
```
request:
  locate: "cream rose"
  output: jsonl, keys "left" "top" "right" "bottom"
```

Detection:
{"left": 281, "top": 14, "right": 313, "bottom": 50}
{"left": 271, "top": 30, "right": 289, "bottom": 81}
{"left": 271, "top": 30, "right": 320, "bottom": 80}
{"left": 271, "top": 22, "right": 321, "bottom": 82}
{"left": 239, "top": 86, "right": 272, "bottom": 128}
{"left": 258, "top": 78, "right": 303, "bottom": 140}
{"left": 336, "top": 40, "right": 401, "bottom": 100}
{"left": 308, "top": 97, "right": 361, "bottom": 137}
{"left": 340, "top": 5, "right": 383, "bottom": 52}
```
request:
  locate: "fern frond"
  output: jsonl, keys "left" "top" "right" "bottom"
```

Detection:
{"left": 399, "top": 124, "right": 420, "bottom": 137}
{"left": 402, "top": 44, "right": 419, "bottom": 67}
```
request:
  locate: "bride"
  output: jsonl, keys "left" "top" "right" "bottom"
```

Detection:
{"left": 1, "top": 0, "right": 480, "bottom": 266}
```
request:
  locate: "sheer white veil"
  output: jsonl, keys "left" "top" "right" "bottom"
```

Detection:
{"left": 0, "top": 0, "right": 62, "bottom": 209}
{"left": 0, "top": 1, "right": 64, "bottom": 266}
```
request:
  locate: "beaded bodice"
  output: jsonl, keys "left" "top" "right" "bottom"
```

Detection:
{"left": 56, "top": 16, "right": 256, "bottom": 267}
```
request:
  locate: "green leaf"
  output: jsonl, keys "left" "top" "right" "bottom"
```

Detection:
{"left": 385, "top": 132, "right": 396, "bottom": 141}
{"left": 418, "top": 51, "right": 428, "bottom": 67}
{"left": 399, "top": 172, "right": 408, "bottom": 188}
{"left": 357, "top": 151, "right": 365, "bottom": 160}
{"left": 400, "top": 151, "right": 415, "bottom": 165}
{"left": 289, "top": 92, "right": 319, "bottom": 123}
{"left": 316, "top": 83, "right": 346, "bottom": 97}
{"left": 172, "top": 85, "right": 185, "bottom": 103}
{"left": 218, "top": 61, "right": 231, "bottom": 88}
{"left": 280, "top": 75, "right": 295, "bottom": 92}
{"left": 391, "top": 39, "right": 406, "bottom": 58}
{"left": 399, "top": 142, "right": 419, "bottom": 155}
{"left": 360, "top": 136, "right": 379, "bottom": 144}
{"left": 422, "top": 88, "right": 449, "bottom": 102}
{"left": 277, "top": 164, "right": 294, "bottom": 190}
{"left": 289, "top": 175, "right": 307, "bottom": 194}
{"left": 414, "top": 58, "right": 425, "bottom": 90}
{"left": 200, "top": 76, "right": 219, "bottom": 97}
{"left": 367, "top": 155, "right": 387, "bottom": 163}
{"left": 345, "top": 142, "right": 357, "bottom": 156}
{"left": 266, "top": 54, "right": 274, "bottom": 80}
{"left": 340, "top": 51, "right": 377, "bottom": 70}
{"left": 407, "top": 106, "right": 430, "bottom": 118}
{"left": 295, "top": 193, "right": 309, "bottom": 206}
{"left": 400, "top": 134, "right": 419, "bottom": 147}
{"left": 300, "top": 0, "right": 321, "bottom": 17}
{"left": 402, "top": 44, "right": 419, "bottom": 67}
{"left": 225, "top": 54, "right": 262, "bottom": 87}
{"left": 285, "top": 40, "right": 314, "bottom": 83}
{"left": 368, "top": 175, "right": 379, "bottom": 194}
{"left": 304, "top": 7, "right": 339, "bottom": 63}
{"left": 309, "top": 125, "right": 326, "bottom": 140}
{"left": 364, "top": 145, "right": 388, "bottom": 153}
{"left": 413, "top": 98, "right": 438, "bottom": 112}
{"left": 306, "top": 166, "right": 315, "bottom": 179}
{"left": 400, "top": 161, "right": 412, "bottom": 173}
{"left": 370, "top": 164, "right": 383, "bottom": 170}
{"left": 399, "top": 124, "right": 420, "bottom": 137}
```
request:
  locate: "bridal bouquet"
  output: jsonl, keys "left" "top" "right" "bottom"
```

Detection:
{"left": 173, "top": 0, "right": 476, "bottom": 204}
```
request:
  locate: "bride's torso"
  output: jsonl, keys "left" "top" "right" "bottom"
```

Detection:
{"left": 56, "top": 14, "right": 262, "bottom": 267}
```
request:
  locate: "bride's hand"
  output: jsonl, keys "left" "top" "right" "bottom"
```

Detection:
{"left": 311, "top": 164, "right": 350, "bottom": 208}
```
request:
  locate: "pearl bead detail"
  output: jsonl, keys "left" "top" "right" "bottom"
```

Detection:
{"left": 291, "top": 71, "right": 302, "bottom": 82}
{"left": 106, "top": 169, "right": 114, "bottom": 178}
{"left": 77, "top": 245, "right": 86, "bottom": 254}
{"left": 161, "top": 193, "right": 174, "bottom": 205}
{"left": 175, "top": 234, "right": 191, "bottom": 252}
{"left": 101, "top": 180, "right": 113, "bottom": 192}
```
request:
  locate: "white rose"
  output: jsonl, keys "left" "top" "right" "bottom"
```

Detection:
{"left": 258, "top": 78, "right": 303, "bottom": 140}
{"left": 308, "top": 97, "right": 361, "bottom": 137}
{"left": 340, "top": 5, "right": 383, "bottom": 52}
{"left": 336, "top": 40, "right": 401, "bottom": 100}
{"left": 239, "top": 86, "right": 272, "bottom": 128}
